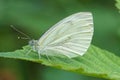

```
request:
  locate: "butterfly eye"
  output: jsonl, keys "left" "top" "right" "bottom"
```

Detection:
{"left": 29, "top": 40, "right": 34, "bottom": 46}
{"left": 29, "top": 40, "right": 38, "bottom": 46}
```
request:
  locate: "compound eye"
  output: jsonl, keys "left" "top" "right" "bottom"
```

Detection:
{"left": 31, "top": 41, "right": 34, "bottom": 44}
{"left": 29, "top": 40, "right": 33, "bottom": 46}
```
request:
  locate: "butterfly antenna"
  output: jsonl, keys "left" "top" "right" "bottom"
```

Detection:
{"left": 10, "top": 25, "right": 31, "bottom": 40}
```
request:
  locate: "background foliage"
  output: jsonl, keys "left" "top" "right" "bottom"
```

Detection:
{"left": 0, "top": 0, "right": 120, "bottom": 80}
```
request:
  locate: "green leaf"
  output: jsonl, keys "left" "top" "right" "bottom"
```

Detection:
{"left": 116, "top": 0, "right": 120, "bottom": 11}
{"left": 0, "top": 45, "right": 120, "bottom": 80}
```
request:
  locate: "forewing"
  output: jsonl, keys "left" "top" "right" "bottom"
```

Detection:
{"left": 38, "top": 12, "right": 93, "bottom": 58}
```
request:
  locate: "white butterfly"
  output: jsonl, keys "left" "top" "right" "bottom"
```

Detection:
{"left": 29, "top": 12, "right": 94, "bottom": 58}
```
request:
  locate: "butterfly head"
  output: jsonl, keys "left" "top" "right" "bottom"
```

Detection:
{"left": 29, "top": 39, "right": 39, "bottom": 51}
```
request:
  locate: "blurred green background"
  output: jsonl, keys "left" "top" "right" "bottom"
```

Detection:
{"left": 0, "top": 0, "right": 120, "bottom": 80}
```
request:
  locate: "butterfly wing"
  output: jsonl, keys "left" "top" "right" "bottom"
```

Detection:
{"left": 37, "top": 12, "right": 93, "bottom": 58}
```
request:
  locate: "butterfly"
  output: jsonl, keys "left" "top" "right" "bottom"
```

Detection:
{"left": 29, "top": 12, "right": 94, "bottom": 58}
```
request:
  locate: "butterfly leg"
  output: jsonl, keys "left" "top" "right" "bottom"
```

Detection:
{"left": 45, "top": 53, "right": 51, "bottom": 62}
{"left": 38, "top": 50, "right": 42, "bottom": 59}
{"left": 26, "top": 48, "right": 32, "bottom": 55}
{"left": 38, "top": 50, "right": 52, "bottom": 62}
